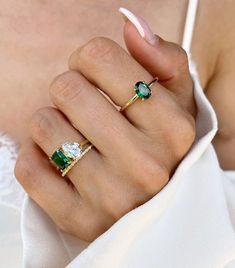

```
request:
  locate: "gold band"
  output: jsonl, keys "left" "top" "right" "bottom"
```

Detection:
{"left": 120, "top": 94, "right": 139, "bottom": 112}
{"left": 79, "top": 139, "right": 89, "bottom": 148}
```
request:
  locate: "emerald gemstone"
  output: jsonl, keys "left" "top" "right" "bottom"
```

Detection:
{"left": 135, "top": 81, "right": 151, "bottom": 99}
{"left": 51, "top": 149, "right": 71, "bottom": 170}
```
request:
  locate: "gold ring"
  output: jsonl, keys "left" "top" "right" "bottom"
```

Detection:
{"left": 50, "top": 140, "right": 93, "bottom": 177}
{"left": 120, "top": 78, "right": 158, "bottom": 112}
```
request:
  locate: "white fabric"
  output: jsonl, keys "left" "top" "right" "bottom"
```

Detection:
{"left": 182, "top": 0, "right": 198, "bottom": 54}
{"left": 0, "top": 204, "right": 23, "bottom": 266}
{"left": 0, "top": 134, "right": 24, "bottom": 266}
{"left": 0, "top": 133, "right": 25, "bottom": 210}
{"left": 1, "top": 0, "right": 235, "bottom": 267}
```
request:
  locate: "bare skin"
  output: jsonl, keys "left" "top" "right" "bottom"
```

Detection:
{"left": 0, "top": 2, "right": 235, "bottom": 166}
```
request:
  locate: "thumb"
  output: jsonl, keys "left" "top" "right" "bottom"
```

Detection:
{"left": 119, "top": 7, "right": 194, "bottom": 113}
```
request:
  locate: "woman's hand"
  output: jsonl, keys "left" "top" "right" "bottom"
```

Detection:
{"left": 15, "top": 14, "right": 196, "bottom": 242}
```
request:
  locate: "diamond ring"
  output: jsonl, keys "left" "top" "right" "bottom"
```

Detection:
{"left": 120, "top": 78, "right": 158, "bottom": 112}
{"left": 50, "top": 140, "right": 93, "bottom": 176}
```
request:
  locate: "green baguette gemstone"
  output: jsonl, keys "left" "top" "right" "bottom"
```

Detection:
{"left": 51, "top": 149, "right": 70, "bottom": 170}
{"left": 135, "top": 81, "right": 151, "bottom": 99}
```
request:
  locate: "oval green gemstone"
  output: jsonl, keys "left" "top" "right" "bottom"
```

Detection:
{"left": 135, "top": 81, "right": 151, "bottom": 100}
{"left": 51, "top": 149, "right": 71, "bottom": 170}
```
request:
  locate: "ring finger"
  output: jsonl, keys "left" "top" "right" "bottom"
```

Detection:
{"left": 29, "top": 106, "right": 102, "bottom": 192}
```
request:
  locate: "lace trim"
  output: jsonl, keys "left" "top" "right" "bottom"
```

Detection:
{"left": 0, "top": 132, "right": 25, "bottom": 210}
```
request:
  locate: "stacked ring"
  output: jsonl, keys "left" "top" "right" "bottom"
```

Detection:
{"left": 120, "top": 78, "right": 158, "bottom": 111}
{"left": 50, "top": 140, "right": 93, "bottom": 176}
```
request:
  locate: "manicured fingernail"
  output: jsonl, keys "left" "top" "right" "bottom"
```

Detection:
{"left": 118, "top": 7, "right": 158, "bottom": 45}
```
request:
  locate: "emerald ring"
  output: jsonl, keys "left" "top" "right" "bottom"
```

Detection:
{"left": 50, "top": 140, "right": 93, "bottom": 177}
{"left": 120, "top": 78, "right": 158, "bottom": 112}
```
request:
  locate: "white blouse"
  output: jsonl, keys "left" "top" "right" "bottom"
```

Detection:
{"left": 0, "top": 0, "right": 235, "bottom": 267}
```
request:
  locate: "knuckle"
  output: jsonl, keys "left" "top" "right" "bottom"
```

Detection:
{"left": 50, "top": 71, "right": 84, "bottom": 104}
{"left": 30, "top": 107, "right": 55, "bottom": 143}
{"left": 79, "top": 37, "right": 117, "bottom": 63}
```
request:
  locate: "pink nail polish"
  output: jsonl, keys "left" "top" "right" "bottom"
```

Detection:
{"left": 118, "top": 7, "right": 158, "bottom": 45}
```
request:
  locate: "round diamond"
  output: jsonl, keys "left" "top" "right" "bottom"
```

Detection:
{"left": 62, "top": 142, "right": 82, "bottom": 159}
{"left": 135, "top": 81, "right": 151, "bottom": 99}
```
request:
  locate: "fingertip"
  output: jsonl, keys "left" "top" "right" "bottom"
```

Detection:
{"left": 119, "top": 7, "right": 158, "bottom": 45}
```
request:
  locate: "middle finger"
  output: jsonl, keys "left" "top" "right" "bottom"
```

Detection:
{"left": 69, "top": 37, "right": 181, "bottom": 130}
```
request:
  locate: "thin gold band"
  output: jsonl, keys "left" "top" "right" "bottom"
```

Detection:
{"left": 148, "top": 78, "right": 158, "bottom": 87}
{"left": 120, "top": 94, "right": 139, "bottom": 112}
{"left": 80, "top": 139, "right": 89, "bottom": 148}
